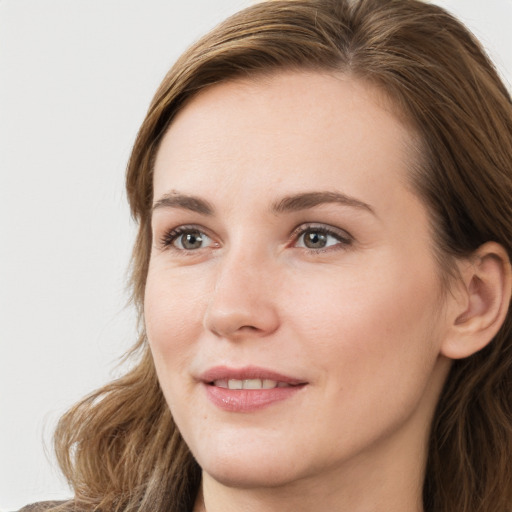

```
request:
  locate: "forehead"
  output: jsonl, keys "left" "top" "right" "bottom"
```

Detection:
{"left": 152, "top": 71, "right": 419, "bottom": 213}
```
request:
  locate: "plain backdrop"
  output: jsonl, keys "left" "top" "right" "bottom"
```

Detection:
{"left": 1, "top": 0, "right": 511, "bottom": 510}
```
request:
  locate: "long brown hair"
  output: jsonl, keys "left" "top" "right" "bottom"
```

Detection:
{"left": 53, "top": 1, "right": 512, "bottom": 511}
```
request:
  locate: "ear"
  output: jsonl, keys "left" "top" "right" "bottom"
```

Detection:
{"left": 441, "top": 242, "right": 512, "bottom": 360}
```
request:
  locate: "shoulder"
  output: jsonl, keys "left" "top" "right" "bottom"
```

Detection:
{"left": 17, "top": 501, "right": 73, "bottom": 512}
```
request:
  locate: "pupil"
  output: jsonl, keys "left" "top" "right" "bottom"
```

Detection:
{"left": 305, "top": 231, "right": 327, "bottom": 248}
{"left": 183, "top": 231, "right": 202, "bottom": 249}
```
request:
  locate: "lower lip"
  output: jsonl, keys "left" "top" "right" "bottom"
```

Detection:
{"left": 204, "top": 383, "right": 305, "bottom": 412}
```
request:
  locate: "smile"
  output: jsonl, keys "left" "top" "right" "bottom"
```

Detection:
{"left": 200, "top": 366, "right": 307, "bottom": 412}
{"left": 211, "top": 379, "right": 297, "bottom": 390}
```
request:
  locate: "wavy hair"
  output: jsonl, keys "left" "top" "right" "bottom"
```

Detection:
{"left": 53, "top": 1, "right": 512, "bottom": 511}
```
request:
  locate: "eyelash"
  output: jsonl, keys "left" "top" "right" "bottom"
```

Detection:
{"left": 159, "top": 223, "right": 353, "bottom": 253}
{"left": 159, "top": 225, "right": 215, "bottom": 252}
{"left": 290, "top": 223, "right": 353, "bottom": 252}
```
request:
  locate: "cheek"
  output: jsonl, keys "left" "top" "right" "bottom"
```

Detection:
{"left": 279, "top": 258, "right": 446, "bottom": 457}
{"left": 285, "top": 253, "right": 444, "bottom": 391}
{"left": 144, "top": 263, "right": 209, "bottom": 374}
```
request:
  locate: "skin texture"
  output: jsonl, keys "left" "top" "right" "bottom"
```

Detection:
{"left": 145, "top": 71, "right": 458, "bottom": 512}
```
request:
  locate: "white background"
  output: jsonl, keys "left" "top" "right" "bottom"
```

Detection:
{"left": 1, "top": 0, "right": 511, "bottom": 510}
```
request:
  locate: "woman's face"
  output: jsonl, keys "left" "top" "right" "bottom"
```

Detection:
{"left": 146, "top": 72, "right": 452, "bottom": 492}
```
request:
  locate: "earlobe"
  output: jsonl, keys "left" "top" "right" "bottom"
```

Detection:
{"left": 441, "top": 242, "right": 512, "bottom": 360}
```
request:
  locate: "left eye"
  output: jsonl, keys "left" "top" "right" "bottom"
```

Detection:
{"left": 295, "top": 227, "right": 350, "bottom": 250}
{"left": 165, "top": 229, "right": 213, "bottom": 250}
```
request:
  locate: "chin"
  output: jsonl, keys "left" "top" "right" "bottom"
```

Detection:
{"left": 202, "top": 460, "right": 301, "bottom": 489}
{"left": 192, "top": 440, "right": 307, "bottom": 489}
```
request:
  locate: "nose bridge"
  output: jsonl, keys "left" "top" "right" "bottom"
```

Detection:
{"left": 203, "top": 240, "right": 279, "bottom": 338}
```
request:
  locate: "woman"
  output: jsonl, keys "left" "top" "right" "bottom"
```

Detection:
{"left": 22, "top": 0, "right": 512, "bottom": 511}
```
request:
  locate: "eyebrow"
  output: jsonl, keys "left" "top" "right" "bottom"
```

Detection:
{"left": 152, "top": 190, "right": 374, "bottom": 216}
{"left": 152, "top": 192, "right": 214, "bottom": 215}
{"left": 271, "top": 191, "right": 375, "bottom": 215}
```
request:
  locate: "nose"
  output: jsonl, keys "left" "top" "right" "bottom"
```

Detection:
{"left": 203, "top": 248, "right": 280, "bottom": 340}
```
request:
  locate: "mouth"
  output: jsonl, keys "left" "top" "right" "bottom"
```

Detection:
{"left": 200, "top": 365, "right": 307, "bottom": 388}
{"left": 210, "top": 378, "right": 300, "bottom": 390}
{"left": 200, "top": 366, "right": 307, "bottom": 412}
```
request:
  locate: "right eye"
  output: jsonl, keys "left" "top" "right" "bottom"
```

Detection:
{"left": 161, "top": 227, "right": 214, "bottom": 251}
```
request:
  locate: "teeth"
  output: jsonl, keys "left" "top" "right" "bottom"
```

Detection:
{"left": 228, "top": 379, "right": 243, "bottom": 390}
{"left": 243, "top": 378, "right": 263, "bottom": 389}
{"left": 263, "top": 379, "right": 277, "bottom": 389}
{"left": 212, "top": 379, "right": 292, "bottom": 389}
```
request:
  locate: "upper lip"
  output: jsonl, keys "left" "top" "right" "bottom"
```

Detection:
{"left": 199, "top": 365, "right": 307, "bottom": 385}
